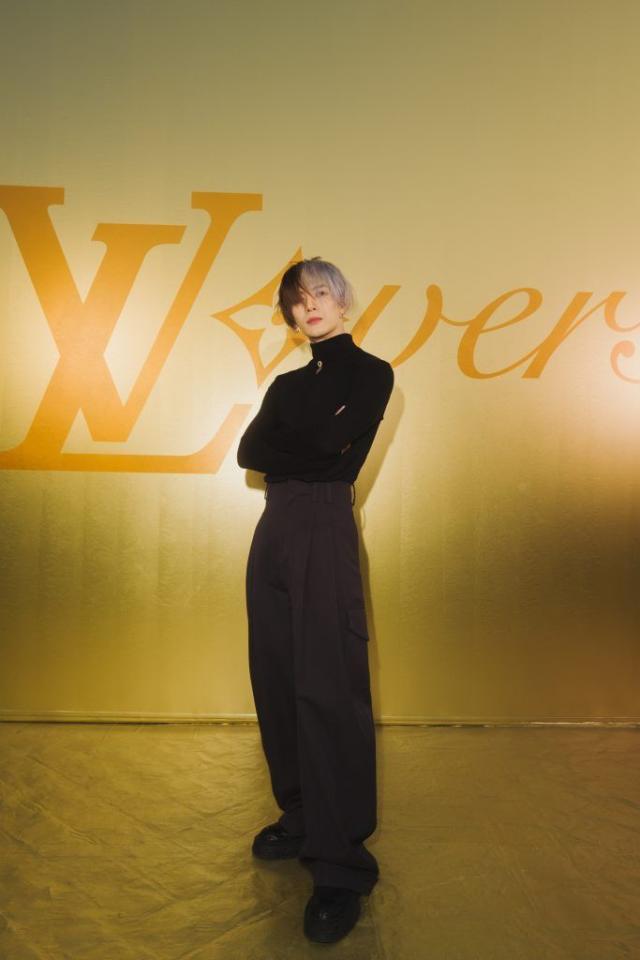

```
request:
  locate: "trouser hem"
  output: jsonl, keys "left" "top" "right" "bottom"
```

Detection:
{"left": 299, "top": 856, "right": 380, "bottom": 895}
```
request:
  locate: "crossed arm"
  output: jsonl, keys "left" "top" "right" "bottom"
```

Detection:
{"left": 236, "top": 378, "right": 337, "bottom": 474}
{"left": 236, "top": 361, "right": 394, "bottom": 474}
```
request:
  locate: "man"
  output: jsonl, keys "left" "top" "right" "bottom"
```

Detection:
{"left": 237, "top": 256, "right": 394, "bottom": 943}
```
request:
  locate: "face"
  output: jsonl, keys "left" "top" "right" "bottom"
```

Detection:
{"left": 290, "top": 278, "right": 346, "bottom": 342}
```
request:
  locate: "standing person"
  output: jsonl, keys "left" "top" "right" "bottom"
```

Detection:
{"left": 237, "top": 257, "right": 394, "bottom": 944}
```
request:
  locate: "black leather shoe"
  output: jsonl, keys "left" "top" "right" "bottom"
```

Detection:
{"left": 303, "top": 885, "right": 362, "bottom": 942}
{"left": 252, "top": 822, "right": 305, "bottom": 860}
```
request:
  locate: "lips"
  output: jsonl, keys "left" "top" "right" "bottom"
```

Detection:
{"left": 308, "top": 317, "right": 322, "bottom": 323}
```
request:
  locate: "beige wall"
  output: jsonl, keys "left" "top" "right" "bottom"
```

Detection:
{"left": 1, "top": 0, "right": 639, "bottom": 722}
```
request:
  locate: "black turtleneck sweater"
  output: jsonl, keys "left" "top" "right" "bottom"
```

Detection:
{"left": 236, "top": 332, "right": 394, "bottom": 483}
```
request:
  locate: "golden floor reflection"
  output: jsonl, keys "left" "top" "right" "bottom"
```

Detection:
{"left": 1, "top": 722, "right": 638, "bottom": 959}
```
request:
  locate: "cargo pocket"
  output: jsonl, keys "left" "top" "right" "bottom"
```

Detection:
{"left": 347, "top": 603, "right": 370, "bottom": 641}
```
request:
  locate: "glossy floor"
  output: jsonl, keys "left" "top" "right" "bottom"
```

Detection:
{"left": 1, "top": 722, "right": 639, "bottom": 959}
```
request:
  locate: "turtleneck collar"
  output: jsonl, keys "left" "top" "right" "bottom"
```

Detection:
{"left": 309, "top": 332, "right": 357, "bottom": 362}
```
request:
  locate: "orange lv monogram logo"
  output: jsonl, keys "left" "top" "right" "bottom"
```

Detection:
{"left": 0, "top": 186, "right": 264, "bottom": 474}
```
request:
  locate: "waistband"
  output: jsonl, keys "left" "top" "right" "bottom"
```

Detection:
{"left": 265, "top": 478, "right": 356, "bottom": 506}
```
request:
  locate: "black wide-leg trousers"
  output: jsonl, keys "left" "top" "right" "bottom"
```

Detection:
{"left": 245, "top": 478, "right": 379, "bottom": 895}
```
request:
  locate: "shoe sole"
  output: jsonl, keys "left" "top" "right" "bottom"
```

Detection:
{"left": 252, "top": 836, "right": 305, "bottom": 860}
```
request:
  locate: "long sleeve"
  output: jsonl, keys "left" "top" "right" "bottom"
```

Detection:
{"left": 236, "top": 379, "right": 340, "bottom": 474}
{"left": 269, "top": 361, "right": 394, "bottom": 458}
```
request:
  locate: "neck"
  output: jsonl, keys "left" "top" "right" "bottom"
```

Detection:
{"left": 309, "top": 331, "right": 356, "bottom": 361}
